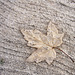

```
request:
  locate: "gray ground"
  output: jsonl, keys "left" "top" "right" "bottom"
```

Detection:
{"left": 0, "top": 0, "right": 75, "bottom": 75}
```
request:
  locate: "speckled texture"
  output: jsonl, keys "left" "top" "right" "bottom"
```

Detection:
{"left": 0, "top": 0, "right": 75, "bottom": 75}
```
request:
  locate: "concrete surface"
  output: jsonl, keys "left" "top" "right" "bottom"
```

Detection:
{"left": 0, "top": 0, "right": 75, "bottom": 75}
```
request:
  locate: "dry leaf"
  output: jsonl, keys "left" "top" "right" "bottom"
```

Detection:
{"left": 21, "top": 21, "right": 64, "bottom": 65}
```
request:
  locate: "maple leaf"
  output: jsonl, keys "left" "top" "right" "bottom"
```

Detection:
{"left": 21, "top": 22, "right": 74, "bottom": 65}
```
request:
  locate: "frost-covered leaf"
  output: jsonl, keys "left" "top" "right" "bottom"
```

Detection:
{"left": 47, "top": 22, "right": 64, "bottom": 47}
{"left": 26, "top": 47, "right": 56, "bottom": 65}
{"left": 21, "top": 29, "right": 47, "bottom": 48}
{"left": 21, "top": 22, "right": 64, "bottom": 65}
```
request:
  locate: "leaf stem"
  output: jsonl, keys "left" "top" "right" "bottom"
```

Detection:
{"left": 53, "top": 47, "right": 74, "bottom": 63}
